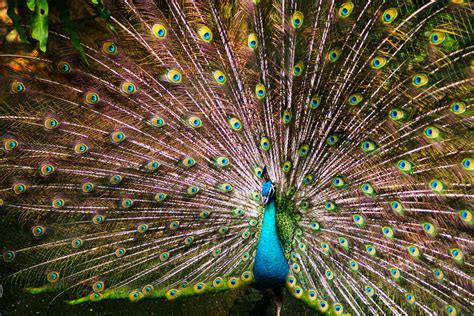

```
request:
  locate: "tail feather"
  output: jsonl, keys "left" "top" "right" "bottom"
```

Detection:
{"left": 1, "top": 0, "right": 473, "bottom": 314}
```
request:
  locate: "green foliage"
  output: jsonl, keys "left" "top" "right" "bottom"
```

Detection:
{"left": 29, "top": 0, "right": 49, "bottom": 52}
{"left": 6, "top": 0, "right": 114, "bottom": 61}
{"left": 53, "top": 0, "right": 88, "bottom": 65}
{"left": 89, "top": 0, "right": 117, "bottom": 34}
{"left": 6, "top": 0, "right": 28, "bottom": 42}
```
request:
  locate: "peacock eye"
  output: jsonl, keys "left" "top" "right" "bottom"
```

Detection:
{"left": 167, "top": 69, "right": 182, "bottom": 83}
{"left": 32, "top": 225, "right": 46, "bottom": 237}
{"left": 366, "top": 244, "right": 377, "bottom": 257}
{"left": 5, "top": 139, "right": 19, "bottom": 151}
{"left": 292, "top": 61, "right": 305, "bottom": 77}
{"left": 324, "top": 201, "right": 337, "bottom": 212}
{"left": 47, "top": 271, "right": 60, "bottom": 283}
{"left": 215, "top": 156, "right": 230, "bottom": 167}
{"left": 212, "top": 248, "right": 222, "bottom": 257}
{"left": 71, "top": 238, "right": 83, "bottom": 248}
{"left": 365, "top": 286, "right": 374, "bottom": 296}
{"left": 197, "top": 26, "right": 213, "bottom": 42}
{"left": 423, "top": 126, "right": 440, "bottom": 139}
{"left": 389, "top": 108, "right": 406, "bottom": 121}
{"left": 282, "top": 160, "right": 292, "bottom": 172}
{"left": 327, "top": 48, "right": 341, "bottom": 62}
{"left": 137, "top": 224, "right": 149, "bottom": 233}
{"left": 13, "top": 183, "right": 27, "bottom": 194}
{"left": 338, "top": 2, "right": 354, "bottom": 18}
{"left": 150, "top": 116, "right": 165, "bottom": 127}
{"left": 213, "top": 70, "right": 227, "bottom": 84}
{"left": 160, "top": 252, "right": 170, "bottom": 261}
{"left": 332, "top": 176, "right": 346, "bottom": 188}
{"left": 429, "top": 31, "right": 446, "bottom": 45}
{"left": 84, "top": 92, "right": 100, "bottom": 105}
{"left": 169, "top": 221, "right": 180, "bottom": 230}
{"left": 110, "top": 175, "right": 123, "bottom": 184}
{"left": 115, "top": 247, "right": 127, "bottom": 257}
{"left": 361, "top": 182, "right": 375, "bottom": 195}
{"left": 143, "top": 285, "right": 154, "bottom": 295}
{"left": 429, "top": 179, "right": 444, "bottom": 193}
{"left": 52, "top": 198, "right": 64, "bottom": 208}
{"left": 406, "top": 293, "right": 415, "bottom": 304}
{"left": 182, "top": 157, "right": 196, "bottom": 168}
{"left": 255, "top": 83, "right": 266, "bottom": 99}
{"left": 382, "top": 226, "right": 394, "bottom": 238}
{"left": 260, "top": 137, "right": 271, "bottom": 151}
{"left": 450, "top": 101, "right": 466, "bottom": 115}
{"left": 397, "top": 159, "right": 413, "bottom": 173}
{"left": 228, "top": 117, "right": 243, "bottom": 131}
{"left": 292, "top": 11, "right": 304, "bottom": 28}
{"left": 200, "top": 210, "right": 211, "bottom": 219}
{"left": 155, "top": 192, "right": 167, "bottom": 202}
{"left": 232, "top": 208, "right": 245, "bottom": 217}
{"left": 102, "top": 41, "right": 118, "bottom": 55}
{"left": 348, "top": 93, "right": 363, "bottom": 106}
{"left": 370, "top": 56, "right": 387, "bottom": 69}
{"left": 187, "top": 186, "right": 200, "bottom": 195}
{"left": 11, "top": 81, "right": 25, "bottom": 93}
{"left": 219, "top": 183, "right": 232, "bottom": 192}
{"left": 121, "top": 198, "right": 134, "bottom": 208}
{"left": 310, "top": 221, "right": 321, "bottom": 231}
{"left": 187, "top": 116, "right": 202, "bottom": 128}
{"left": 462, "top": 157, "right": 473, "bottom": 171}
{"left": 82, "top": 182, "right": 95, "bottom": 193}
{"left": 412, "top": 73, "right": 429, "bottom": 87}
{"left": 360, "top": 140, "right": 377, "bottom": 153}
{"left": 253, "top": 166, "right": 264, "bottom": 178}
{"left": 152, "top": 23, "right": 167, "bottom": 39}
{"left": 247, "top": 33, "right": 258, "bottom": 49}
{"left": 57, "top": 61, "right": 72, "bottom": 73}
{"left": 298, "top": 144, "right": 310, "bottom": 157}
{"left": 381, "top": 8, "right": 398, "bottom": 24}
{"left": 74, "top": 143, "right": 88, "bottom": 154}
{"left": 40, "top": 163, "right": 56, "bottom": 176}
{"left": 111, "top": 131, "right": 126, "bottom": 143}
{"left": 184, "top": 236, "right": 194, "bottom": 245}
{"left": 327, "top": 134, "right": 339, "bottom": 145}
{"left": 251, "top": 191, "right": 261, "bottom": 201}
{"left": 349, "top": 260, "right": 358, "bottom": 271}
{"left": 146, "top": 159, "right": 161, "bottom": 171}
{"left": 303, "top": 174, "right": 314, "bottom": 185}
{"left": 44, "top": 117, "right": 59, "bottom": 130}
{"left": 422, "top": 222, "right": 437, "bottom": 236}
{"left": 309, "top": 95, "right": 320, "bottom": 109}
{"left": 390, "top": 267, "right": 400, "bottom": 278}
{"left": 121, "top": 81, "right": 137, "bottom": 94}
{"left": 353, "top": 214, "right": 366, "bottom": 226}
{"left": 282, "top": 110, "right": 293, "bottom": 124}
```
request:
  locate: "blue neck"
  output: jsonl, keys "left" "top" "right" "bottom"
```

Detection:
{"left": 252, "top": 198, "right": 289, "bottom": 290}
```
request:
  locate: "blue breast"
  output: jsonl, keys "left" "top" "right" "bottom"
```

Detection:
{"left": 253, "top": 199, "right": 289, "bottom": 290}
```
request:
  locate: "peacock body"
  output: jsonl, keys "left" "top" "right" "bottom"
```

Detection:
{"left": 1, "top": 0, "right": 473, "bottom": 314}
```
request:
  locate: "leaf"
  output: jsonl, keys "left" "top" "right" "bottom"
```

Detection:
{"left": 6, "top": 0, "right": 29, "bottom": 43}
{"left": 89, "top": 0, "right": 117, "bottom": 34}
{"left": 31, "top": 0, "right": 49, "bottom": 52}
{"left": 26, "top": 0, "right": 36, "bottom": 11}
{"left": 53, "top": 0, "right": 89, "bottom": 65}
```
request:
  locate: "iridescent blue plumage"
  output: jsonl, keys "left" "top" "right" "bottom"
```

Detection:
{"left": 253, "top": 181, "right": 288, "bottom": 290}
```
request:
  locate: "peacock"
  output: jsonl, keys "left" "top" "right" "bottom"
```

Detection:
{"left": 1, "top": 0, "right": 473, "bottom": 315}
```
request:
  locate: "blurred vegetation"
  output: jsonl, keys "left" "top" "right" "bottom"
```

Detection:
{"left": 5, "top": 0, "right": 114, "bottom": 63}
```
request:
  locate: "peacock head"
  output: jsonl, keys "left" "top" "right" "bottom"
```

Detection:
{"left": 261, "top": 181, "right": 275, "bottom": 206}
